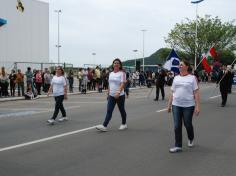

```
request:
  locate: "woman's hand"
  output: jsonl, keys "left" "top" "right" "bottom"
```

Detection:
{"left": 167, "top": 105, "right": 172, "bottom": 113}
{"left": 114, "top": 92, "right": 120, "bottom": 99}
{"left": 194, "top": 106, "right": 200, "bottom": 116}
{"left": 64, "top": 94, "right": 68, "bottom": 100}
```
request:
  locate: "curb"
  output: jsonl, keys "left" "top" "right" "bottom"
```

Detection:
{"left": 0, "top": 87, "right": 147, "bottom": 102}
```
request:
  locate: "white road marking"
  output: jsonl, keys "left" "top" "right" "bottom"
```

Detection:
{"left": 209, "top": 95, "right": 221, "bottom": 99}
{"left": 66, "top": 101, "right": 106, "bottom": 104}
{"left": 134, "top": 96, "right": 148, "bottom": 99}
{"left": 209, "top": 91, "right": 236, "bottom": 99}
{"left": 0, "top": 106, "right": 80, "bottom": 119}
{"left": 156, "top": 108, "right": 168, "bottom": 113}
{"left": 0, "top": 125, "right": 97, "bottom": 152}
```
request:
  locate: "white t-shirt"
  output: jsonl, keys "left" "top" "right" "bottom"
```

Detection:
{"left": 109, "top": 71, "right": 126, "bottom": 97}
{"left": 51, "top": 75, "right": 67, "bottom": 96}
{"left": 171, "top": 74, "right": 198, "bottom": 107}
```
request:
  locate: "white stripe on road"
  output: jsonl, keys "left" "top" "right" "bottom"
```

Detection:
{"left": 210, "top": 90, "right": 236, "bottom": 99}
{"left": 156, "top": 108, "right": 168, "bottom": 113}
{"left": 0, "top": 106, "right": 80, "bottom": 119}
{"left": 209, "top": 95, "right": 221, "bottom": 99}
{"left": 0, "top": 125, "right": 97, "bottom": 152}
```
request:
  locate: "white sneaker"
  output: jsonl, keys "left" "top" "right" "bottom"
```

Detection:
{"left": 169, "top": 147, "right": 182, "bottom": 153}
{"left": 119, "top": 124, "right": 128, "bottom": 130}
{"left": 58, "top": 117, "right": 69, "bottom": 122}
{"left": 188, "top": 140, "right": 194, "bottom": 147}
{"left": 96, "top": 125, "right": 108, "bottom": 132}
{"left": 47, "top": 119, "right": 55, "bottom": 125}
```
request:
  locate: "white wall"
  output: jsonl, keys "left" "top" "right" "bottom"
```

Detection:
{"left": 0, "top": 0, "right": 49, "bottom": 70}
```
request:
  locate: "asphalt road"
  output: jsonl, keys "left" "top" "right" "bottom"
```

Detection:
{"left": 0, "top": 83, "right": 235, "bottom": 176}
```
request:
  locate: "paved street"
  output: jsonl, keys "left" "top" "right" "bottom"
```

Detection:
{"left": 0, "top": 83, "right": 236, "bottom": 176}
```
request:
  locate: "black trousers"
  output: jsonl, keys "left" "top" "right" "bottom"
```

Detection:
{"left": 52, "top": 95, "right": 66, "bottom": 119}
{"left": 220, "top": 87, "right": 228, "bottom": 105}
{"left": 155, "top": 85, "right": 165, "bottom": 100}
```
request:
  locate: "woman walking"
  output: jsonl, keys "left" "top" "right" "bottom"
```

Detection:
{"left": 167, "top": 60, "right": 200, "bottom": 153}
{"left": 47, "top": 66, "right": 68, "bottom": 125}
{"left": 96, "top": 58, "right": 127, "bottom": 132}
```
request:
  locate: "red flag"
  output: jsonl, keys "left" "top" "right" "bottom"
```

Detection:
{"left": 201, "top": 47, "right": 217, "bottom": 73}
{"left": 209, "top": 47, "right": 217, "bottom": 58}
{"left": 202, "top": 56, "right": 212, "bottom": 73}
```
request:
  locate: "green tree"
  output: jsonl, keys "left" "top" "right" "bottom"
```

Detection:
{"left": 165, "top": 15, "right": 236, "bottom": 64}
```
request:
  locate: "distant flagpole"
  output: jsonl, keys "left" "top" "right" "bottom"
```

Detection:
{"left": 191, "top": 0, "right": 205, "bottom": 70}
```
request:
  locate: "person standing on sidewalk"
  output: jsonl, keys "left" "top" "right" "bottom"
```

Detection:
{"left": 9, "top": 69, "right": 17, "bottom": 97}
{"left": 96, "top": 58, "right": 127, "bottom": 132}
{"left": 16, "top": 69, "right": 24, "bottom": 96}
{"left": 47, "top": 66, "right": 68, "bottom": 125}
{"left": 167, "top": 60, "right": 200, "bottom": 153}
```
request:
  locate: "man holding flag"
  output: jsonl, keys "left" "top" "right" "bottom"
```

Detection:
{"left": 216, "top": 65, "right": 233, "bottom": 107}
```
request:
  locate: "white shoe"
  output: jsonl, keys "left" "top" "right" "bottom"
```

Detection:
{"left": 96, "top": 125, "right": 108, "bottom": 132}
{"left": 47, "top": 119, "right": 55, "bottom": 125}
{"left": 119, "top": 124, "right": 128, "bottom": 130}
{"left": 169, "top": 147, "right": 182, "bottom": 153}
{"left": 58, "top": 117, "right": 69, "bottom": 122}
{"left": 188, "top": 140, "right": 194, "bottom": 147}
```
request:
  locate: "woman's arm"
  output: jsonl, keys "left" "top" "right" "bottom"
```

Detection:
{"left": 114, "top": 82, "right": 125, "bottom": 99}
{"left": 47, "top": 85, "right": 53, "bottom": 96}
{"left": 64, "top": 84, "right": 68, "bottom": 99}
{"left": 167, "top": 90, "right": 173, "bottom": 113}
{"left": 193, "top": 89, "right": 200, "bottom": 116}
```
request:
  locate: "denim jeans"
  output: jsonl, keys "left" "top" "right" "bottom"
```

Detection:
{"left": 52, "top": 95, "right": 66, "bottom": 120}
{"left": 172, "top": 105, "right": 195, "bottom": 147}
{"left": 103, "top": 95, "right": 127, "bottom": 127}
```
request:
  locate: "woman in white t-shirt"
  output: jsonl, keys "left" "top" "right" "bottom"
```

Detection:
{"left": 167, "top": 60, "right": 200, "bottom": 153}
{"left": 47, "top": 66, "right": 68, "bottom": 125}
{"left": 96, "top": 58, "right": 127, "bottom": 132}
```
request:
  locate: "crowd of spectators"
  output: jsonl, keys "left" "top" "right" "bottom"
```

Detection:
{"left": 0, "top": 64, "right": 234, "bottom": 99}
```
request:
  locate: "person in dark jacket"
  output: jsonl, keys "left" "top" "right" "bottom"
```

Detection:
{"left": 154, "top": 68, "right": 166, "bottom": 101}
{"left": 216, "top": 65, "right": 232, "bottom": 107}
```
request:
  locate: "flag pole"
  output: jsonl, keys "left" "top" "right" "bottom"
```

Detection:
{"left": 195, "top": 55, "right": 204, "bottom": 70}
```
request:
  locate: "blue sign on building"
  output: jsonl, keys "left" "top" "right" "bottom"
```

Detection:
{"left": 0, "top": 18, "right": 7, "bottom": 26}
{"left": 233, "top": 72, "right": 236, "bottom": 85}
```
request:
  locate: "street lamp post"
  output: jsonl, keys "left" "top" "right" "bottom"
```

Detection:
{"left": 92, "top": 52, "right": 96, "bottom": 67}
{"left": 191, "top": 0, "right": 204, "bottom": 70}
{"left": 55, "top": 10, "right": 62, "bottom": 65}
{"left": 141, "top": 29, "right": 147, "bottom": 71}
{"left": 133, "top": 49, "right": 138, "bottom": 68}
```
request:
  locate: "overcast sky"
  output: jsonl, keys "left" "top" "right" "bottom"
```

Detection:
{"left": 41, "top": 0, "right": 236, "bottom": 67}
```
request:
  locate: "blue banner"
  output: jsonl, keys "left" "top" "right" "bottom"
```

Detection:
{"left": 233, "top": 72, "right": 236, "bottom": 85}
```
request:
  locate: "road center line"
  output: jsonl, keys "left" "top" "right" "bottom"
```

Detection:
{"left": 0, "top": 125, "right": 97, "bottom": 152}
{"left": 156, "top": 108, "right": 168, "bottom": 113}
{"left": 0, "top": 106, "right": 80, "bottom": 119}
{"left": 209, "top": 95, "right": 221, "bottom": 99}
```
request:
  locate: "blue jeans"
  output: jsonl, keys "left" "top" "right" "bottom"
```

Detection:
{"left": 103, "top": 95, "right": 127, "bottom": 127}
{"left": 172, "top": 105, "right": 195, "bottom": 147}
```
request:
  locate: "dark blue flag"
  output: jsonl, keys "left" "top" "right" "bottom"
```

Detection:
{"left": 163, "top": 49, "right": 180, "bottom": 74}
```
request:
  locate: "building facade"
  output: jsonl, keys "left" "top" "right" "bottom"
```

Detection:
{"left": 0, "top": 0, "right": 49, "bottom": 71}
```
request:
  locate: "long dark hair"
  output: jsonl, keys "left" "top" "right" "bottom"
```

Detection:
{"left": 112, "top": 58, "right": 123, "bottom": 71}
